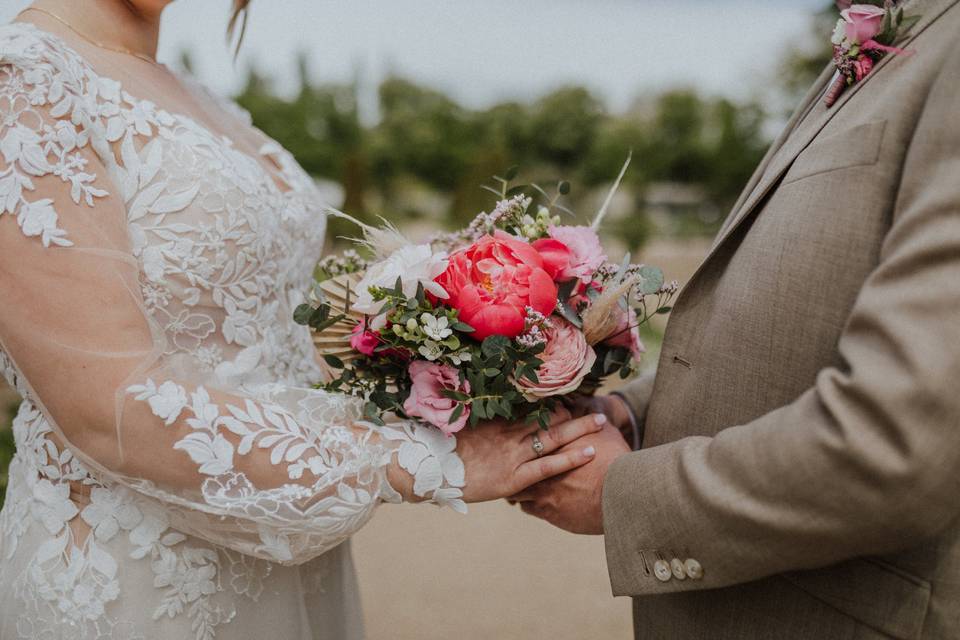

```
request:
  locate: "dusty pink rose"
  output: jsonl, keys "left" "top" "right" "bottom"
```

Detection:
{"left": 514, "top": 319, "right": 597, "bottom": 400}
{"left": 842, "top": 4, "right": 886, "bottom": 44}
{"left": 852, "top": 54, "right": 875, "bottom": 81}
{"left": 350, "top": 321, "right": 381, "bottom": 356}
{"left": 603, "top": 307, "right": 646, "bottom": 359}
{"left": 534, "top": 226, "right": 607, "bottom": 283}
{"left": 403, "top": 361, "right": 471, "bottom": 435}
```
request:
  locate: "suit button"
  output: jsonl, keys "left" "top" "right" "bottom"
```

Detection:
{"left": 684, "top": 558, "right": 703, "bottom": 580}
{"left": 653, "top": 560, "right": 672, "bottom": 582}
{"left": 670, "top": 558, "right": 687, "bottom": 580}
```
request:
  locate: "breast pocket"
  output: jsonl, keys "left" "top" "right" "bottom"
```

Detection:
{"left": 783, "top": 120, "right": 887, "bottom": 186}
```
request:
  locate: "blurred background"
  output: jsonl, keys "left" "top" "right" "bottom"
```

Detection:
{"left": 0, "top": 0, "right": 839, "bottom": 637}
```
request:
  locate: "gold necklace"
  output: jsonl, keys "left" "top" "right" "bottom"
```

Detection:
{"left": 18, "top": 6, "right": 164, "bottom": 68}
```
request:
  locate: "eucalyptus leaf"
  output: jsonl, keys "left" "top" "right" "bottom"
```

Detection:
{"left": 637, "top": 265, "right": 664, "bottom": 295}
{"left": 441, "top": 389, "right": 471, "bottom": 402}
{"left": 312, "top": 313, "right": 346, "bottom": 333}
{"left": 556, "top": 300, "right": 583, "bottom": 328}
{"left": 557, "top": 279, "right": 578, "bottom": 302}
{"left": 323, "top": 355, "right": 345, "bottom": 369}
{"left": 293, "top": 303, "right": 314, "bottom": 326}
{"left": 899, "top": 14, "right": 921, "bottom": 33}
{"left": 614, "top": 252, "right": 632, "bottom": 283}
{"left": 481, "top": 335, "right": 512, "bottom": 359}
{"left": 474, "top": 399, "right": 488, "bottom": 420}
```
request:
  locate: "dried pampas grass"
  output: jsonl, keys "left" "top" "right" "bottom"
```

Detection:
{"left": 326, "top": 208, "right": 409, "bottom": 260}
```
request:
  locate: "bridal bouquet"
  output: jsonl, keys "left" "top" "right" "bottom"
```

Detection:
{"left": 295, "top": 162, "right": 676, "bottom": 435}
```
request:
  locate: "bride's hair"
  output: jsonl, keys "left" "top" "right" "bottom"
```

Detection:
{"left": 228, "top": 0, "right": 251, "bottom": 50}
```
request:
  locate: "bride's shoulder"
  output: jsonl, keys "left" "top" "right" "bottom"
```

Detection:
{"left": 0, "top": 22, "right": 74, "bottom": 69}
{"left": 176, "top": 70, "right": 253, "bottom": 127}
{"left": 0, "top": 21, "right": 91, "bottom": 101}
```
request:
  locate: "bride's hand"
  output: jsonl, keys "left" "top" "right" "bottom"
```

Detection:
{"left": 454, "top": 411, "right": 607, "bottom": 503}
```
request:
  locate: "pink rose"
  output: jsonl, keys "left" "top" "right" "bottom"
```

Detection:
{"left": 534, "top": 226, "right": 607, "bottom": 284}
{"left": 350, "top": 321, "right": 381, "bottom": 356}
{"left": 403, "top": 361, "right": 471, "bottom": 435}
{"left": 514, "top": 319, "right": 597, "bottom": 400}
{"left": 842, "top": 4, "right": 886, "bottom": 44}
{"left": 603, "top": 307, "right": 646, "bottom": 358}
{"left": 436, "top": 231, "right": 558, "bottom": 340}
{"left": 852, "top": 53, "right": 875, "bottom": 81}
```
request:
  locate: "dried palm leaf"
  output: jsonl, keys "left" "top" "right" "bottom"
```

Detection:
{"left": 581, "top": 276, "right": 638, "bottom": 345}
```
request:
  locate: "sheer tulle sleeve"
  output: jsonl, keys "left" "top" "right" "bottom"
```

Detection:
{"left": 0, "top": 34, "right": 464, "bottom": 566}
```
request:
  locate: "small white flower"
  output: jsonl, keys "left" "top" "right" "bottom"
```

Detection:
{"left": 141, "top": 245, "right": 166, "bottom": 282}
{"left": 16, "top": 198, "right": 68, "bottom": 246}
{"left": 449, "top": 351, "right": 472, "bottom": 366}
{"left": 420, "top": 313, "right": 452, "bottom": 341}
{"left": 418, "top": 340, "right": 443, "bottom": 361}
{"left": 30, "top": 478, "right": 78, "bottom": 535}
{"left": 81, "top": 487, "right": 142, "bottom": 542}
{"left": 149, "top": 381, "right": 189, "bottom": 426}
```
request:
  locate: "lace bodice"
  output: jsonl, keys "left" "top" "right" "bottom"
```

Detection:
{"left": 0, "top": 22, "right": 463, "bottom": 640}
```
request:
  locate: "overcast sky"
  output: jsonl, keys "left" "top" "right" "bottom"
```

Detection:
{"left": 3, "top": 0, "right": 829, "bottom": 118}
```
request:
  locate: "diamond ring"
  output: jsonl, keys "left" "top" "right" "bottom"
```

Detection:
{"left": 531, "top": 432, "right": 545, "bottom": 458}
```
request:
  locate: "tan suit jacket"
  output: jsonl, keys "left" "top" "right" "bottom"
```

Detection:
{"left": 604, "top": 1, "right": 960, "bottom": 638}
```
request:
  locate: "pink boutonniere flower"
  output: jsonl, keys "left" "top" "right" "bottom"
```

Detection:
{"left": 825, "top": 1, "right": 921, "bottom": 107}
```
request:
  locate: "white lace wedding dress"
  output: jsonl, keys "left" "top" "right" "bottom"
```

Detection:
{"left": 0, "top": 22, "right": 465, "bottom": 640}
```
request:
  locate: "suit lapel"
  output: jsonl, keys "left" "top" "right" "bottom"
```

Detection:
{"left": 697, "top": 0, "right": 954, "bottom": 268}
{"left": 714, "top": 63, "right": 836, "bottom": 242}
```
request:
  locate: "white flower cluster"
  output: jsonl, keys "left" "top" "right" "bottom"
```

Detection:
{"left": 517, "top": 307, "right": 550, "bottom": 349}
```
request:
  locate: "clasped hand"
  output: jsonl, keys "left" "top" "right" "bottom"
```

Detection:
{"left": 510, "top": 395, "right": 633, "bottom": 535}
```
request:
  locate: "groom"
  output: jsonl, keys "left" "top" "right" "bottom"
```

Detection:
{"left": 515, "top": 0, "right": 960, "bottom": 637}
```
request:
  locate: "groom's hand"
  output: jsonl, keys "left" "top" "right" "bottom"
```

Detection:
{"left": 568, "top": 394, "right": 636, "bottom": 447}
{"left": 510, "top": 421, "right": 630, "bottom": 535}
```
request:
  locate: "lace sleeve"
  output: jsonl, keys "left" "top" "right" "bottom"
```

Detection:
{"left": 0, "top": 28, "right": 464, "bottom": 566}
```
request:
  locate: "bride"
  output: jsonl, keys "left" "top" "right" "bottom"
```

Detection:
{"left": 0, "top": 1, "right": 605, "bottom": 638}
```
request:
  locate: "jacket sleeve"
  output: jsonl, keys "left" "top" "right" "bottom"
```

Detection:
{"left": 602, "top": 40, "right": 960, "bottom": 595}
{"left": 612, "top": 372, "right": 655, "bottom": 450}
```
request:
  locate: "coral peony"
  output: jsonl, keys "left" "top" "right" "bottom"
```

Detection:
{"left": 436, "top": 231, "right": 558, "bottom": 340}
{"left": 535, "top": 226, "right": 607, "bottom": 284}
{"left": 403, "top": 361, "right": 471, "bottom": 435}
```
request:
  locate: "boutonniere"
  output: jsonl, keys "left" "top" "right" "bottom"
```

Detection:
{"left": 825, "top": 1, "right": 921, "bottom": 107}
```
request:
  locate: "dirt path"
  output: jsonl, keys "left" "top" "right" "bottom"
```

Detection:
{"left": 353, "top": 502, "right": 633, "bottom": 640}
